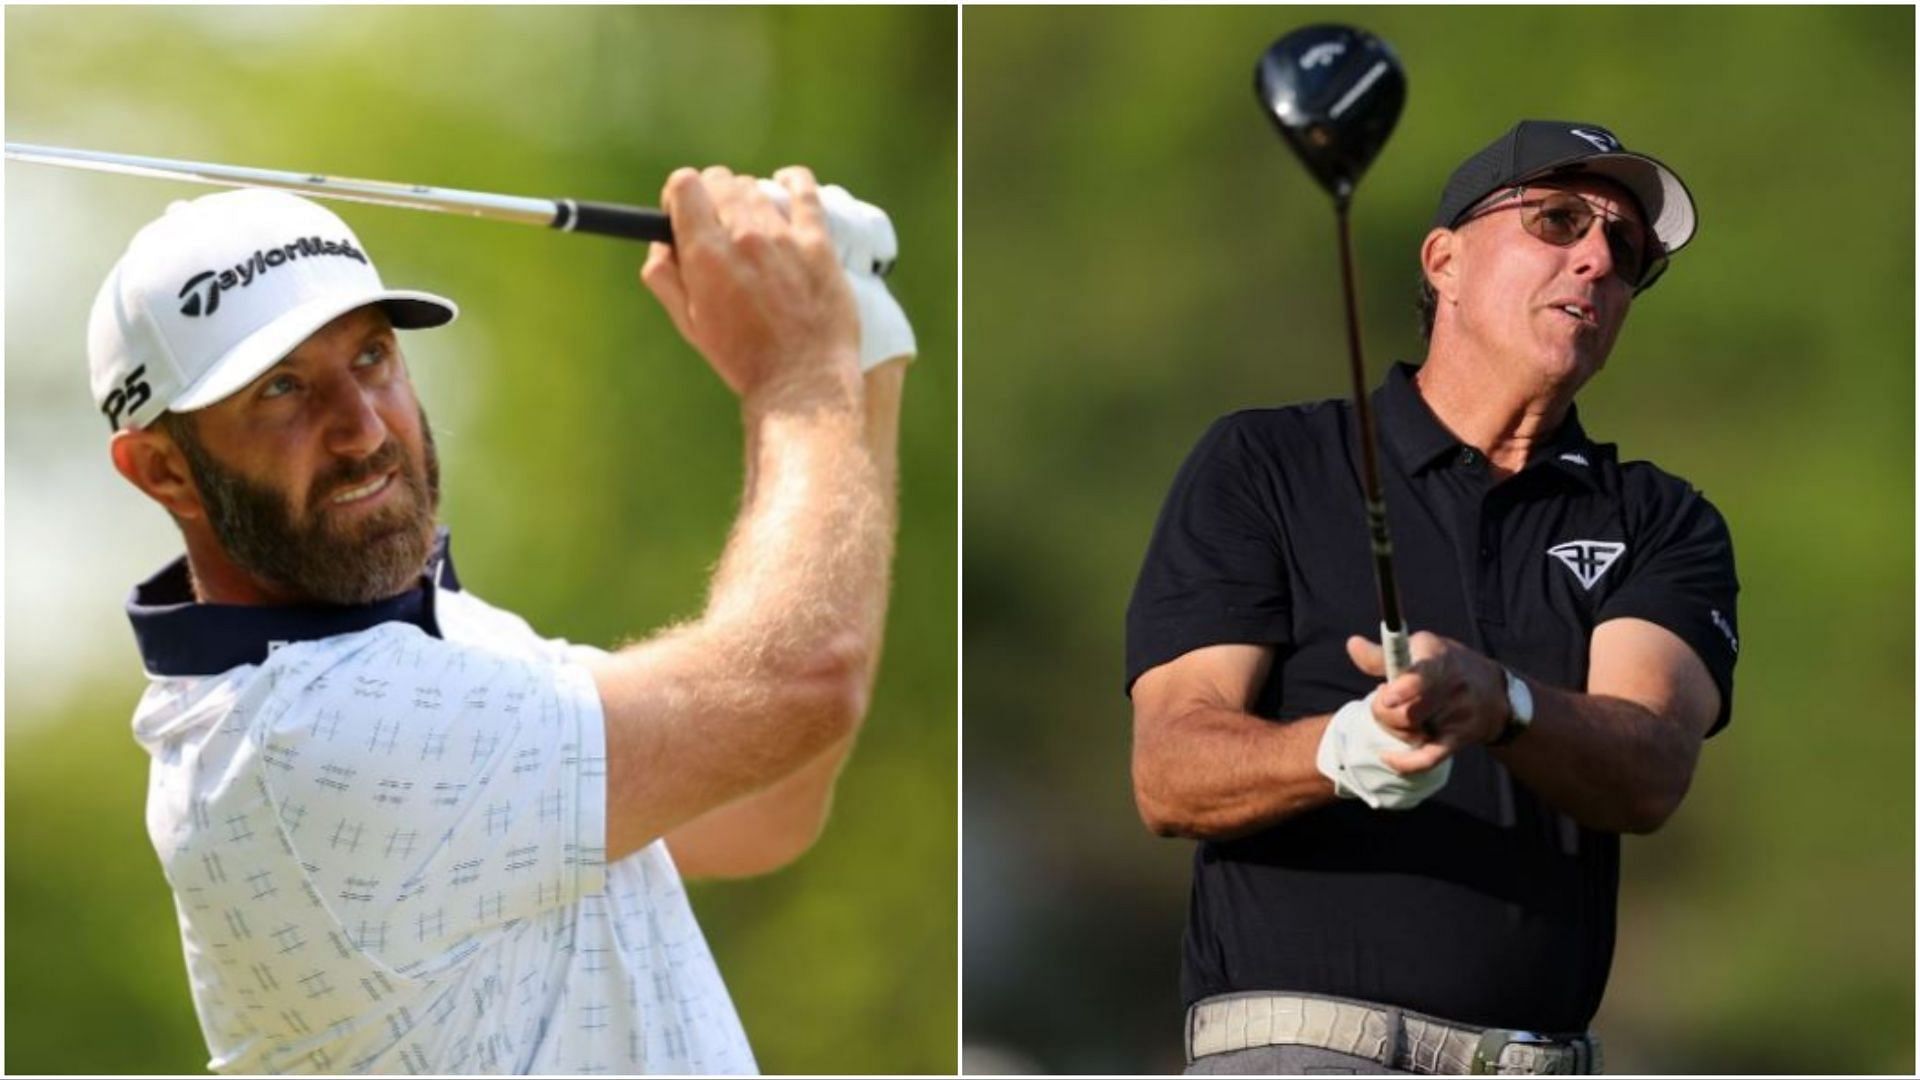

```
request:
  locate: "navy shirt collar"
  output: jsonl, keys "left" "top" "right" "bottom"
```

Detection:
{"left": 1375, "top": 361, "right": 1601, "bottom": 489}
{"left": 128, "top": 527, "right": 463, "bottom": 677}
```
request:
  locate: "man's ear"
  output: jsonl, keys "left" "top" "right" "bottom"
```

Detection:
{"left": 110, "top": 426, "right": 203, "bottom": 520}
{"left": 1421, "top": 227, "right": 1461, "bottom": 305}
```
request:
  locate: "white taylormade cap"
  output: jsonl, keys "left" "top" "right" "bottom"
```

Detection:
{"left": 88, "top": 188, "right": 458, "bottom": 430}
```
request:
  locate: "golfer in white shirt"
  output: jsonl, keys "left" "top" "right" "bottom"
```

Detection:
{"left": 97, "top": 165, "right": 911, "bottom": 1074}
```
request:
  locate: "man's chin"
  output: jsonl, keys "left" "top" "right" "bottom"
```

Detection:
{"left": 311, "top": 551, "right": 430, "bottom": 605}
{"left": 353, "top": 520, "right": 437, "bottom": 582}
{"left": 1524, "top": 340, "right": 1607, "bottom": 388}
{"left": 313, "top": 488, "right": 435, "bottom": 553}
{"left": 281, "top": 517, "right": 436, "bottom": 605}
{"left": 329, "top": 514, "right": 431, "bottom": 553}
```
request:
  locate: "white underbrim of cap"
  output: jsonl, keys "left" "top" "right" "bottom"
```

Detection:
{"left": 1538, "top": 153, "right": 1696, "bottom": 255}
{"left": 169, "top": 288, "right": 457, "bottom": 414}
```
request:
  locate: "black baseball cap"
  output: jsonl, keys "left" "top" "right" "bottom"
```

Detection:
{"left": 1431, "top": 120, "right": 1697, "bottom": 256}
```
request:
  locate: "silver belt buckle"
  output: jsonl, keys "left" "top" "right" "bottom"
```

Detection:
{"left": 1469, "top": 1029, "right": 1561, "bottom": 1074}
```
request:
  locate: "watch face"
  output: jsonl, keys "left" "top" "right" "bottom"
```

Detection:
{"left": 1489, "top": 669, "right": 1533, "bottom": 748}
{"left": 1505, "top": 669, "right": 1534, "bottom": 726}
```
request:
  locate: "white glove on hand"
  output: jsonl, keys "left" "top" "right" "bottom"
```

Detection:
{"left": 1315, "top": 692, "right": 1453, "bottom": 811}
{"left": 756, "top": 179, "right": 916, "bottom": 371}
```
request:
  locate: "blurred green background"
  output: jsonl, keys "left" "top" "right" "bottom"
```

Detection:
{"left": 963, "top": 6, "right": 1912, "bottom": 1076}
{"left": 5, "top": 6, "right": 955, "bottom": 1075}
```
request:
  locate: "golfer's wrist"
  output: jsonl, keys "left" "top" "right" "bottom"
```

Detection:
{"left": 1485, "top": 667, "right": 1534, "bottom": 747}
{"left": 741, "top": 352, "right": 863, "bottom": 415}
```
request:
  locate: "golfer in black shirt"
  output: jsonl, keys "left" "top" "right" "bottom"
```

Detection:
{"left": 1126, "top": 122, "right": 1739, "bottom": 1075}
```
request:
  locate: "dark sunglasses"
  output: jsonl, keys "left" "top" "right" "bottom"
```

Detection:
{"left": 1459, "top": 186, "right": 1668, "bottom": 293}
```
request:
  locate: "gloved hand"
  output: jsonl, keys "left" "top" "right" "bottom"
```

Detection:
{"left": 756, "top": 179, "right": 915, "bottom": 371}
{"left": 1315, "top": 691, "right": 1453, "bottom": 810}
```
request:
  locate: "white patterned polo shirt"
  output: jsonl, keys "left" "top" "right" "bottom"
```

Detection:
{"left": 125, "top": 531, "right": 757, "bottom": 1074}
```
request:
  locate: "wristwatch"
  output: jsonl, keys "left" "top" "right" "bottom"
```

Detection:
{"left": 1488, "top": 667, "right": 1534, "bottom": 747}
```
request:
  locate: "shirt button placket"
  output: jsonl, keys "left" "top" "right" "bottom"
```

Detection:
{"left": 1475, "top": 495, "right": 1506, "bottom": 632}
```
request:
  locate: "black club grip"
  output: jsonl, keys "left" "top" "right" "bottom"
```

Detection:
{"left": 551, "top": 198, "right": 674, "bottom": 244}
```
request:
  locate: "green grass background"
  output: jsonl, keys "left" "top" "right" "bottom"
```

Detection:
{"left": 5, "top": 6, "right": 957, "bottom": 1074}
{"left": 961, "top": 6, "right": 1913, "bottom": 1074}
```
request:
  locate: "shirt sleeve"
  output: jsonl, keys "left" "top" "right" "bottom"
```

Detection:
{"left": 1125, "top": 413, "right": 1293, "bottom": 695}
{"left": 246, "top": 622, "right": 609, "bottom": 978}
{"left": 1596, "top": 475, "right": 1740, "bottom": 736}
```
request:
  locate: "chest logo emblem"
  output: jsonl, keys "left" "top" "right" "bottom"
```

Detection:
{"left": 1547, "top": 540, "right": 1625, "bottom": 590}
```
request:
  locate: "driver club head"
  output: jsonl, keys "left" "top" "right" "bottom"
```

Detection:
{"left": 1255, "top": 24, "right": 1406, "bottom": 206}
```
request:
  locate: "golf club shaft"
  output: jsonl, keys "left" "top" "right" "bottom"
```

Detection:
{"left": 1335, "top": 203, "right": 1411, "bottom": 682}
{"left": 4, "top": 143, "right": 674, "bottom": 244}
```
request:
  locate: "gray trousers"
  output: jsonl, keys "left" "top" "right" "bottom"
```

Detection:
{"left": 1185, "top": 1044, "right": 1413, "bottom": 1075}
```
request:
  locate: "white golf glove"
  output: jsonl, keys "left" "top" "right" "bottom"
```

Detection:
{"left": 1315, "top": 691, "right": 1452, "bottom": 811}
{"left": 756, "top": 179, "right": 916, "bottom": 371}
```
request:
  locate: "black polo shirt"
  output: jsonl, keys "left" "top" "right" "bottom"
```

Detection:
{"left": 1124, "top": 361, "right": 1739, "bottom": 1032}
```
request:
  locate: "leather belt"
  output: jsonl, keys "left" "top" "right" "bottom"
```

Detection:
{"left": 1186, "top": 993, "right": 1601, "bottom": 1075}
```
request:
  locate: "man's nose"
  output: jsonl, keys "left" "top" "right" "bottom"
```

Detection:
{"left": 319, "top": 378, "right": 388, "bottom": 458}
{"left": 1568, "top": 217, "right": 1617, "bottom": 282}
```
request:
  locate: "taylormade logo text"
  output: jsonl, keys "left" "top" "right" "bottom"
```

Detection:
{"left": 176, "top": 235, "right": 367, "bottom": 317}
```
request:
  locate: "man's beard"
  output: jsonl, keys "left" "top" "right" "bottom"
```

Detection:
{"left": 172, "top": 409, "right": 443, "bottom": 606}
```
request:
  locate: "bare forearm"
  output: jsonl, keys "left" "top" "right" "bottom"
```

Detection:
{"left": 661, "top": 363, "right": 905, "bottom": 874}
{"left": 668, "top": 734, "right": 854, "bottom": 878}
{"left": 1134, "top": 707, "right": 1338, "bottom": 840}
{"left": 600, "top": 370, "right": 889, "bottom": 856}
{"left": 855, "top": 360, "right": 904, "bottom": 688}
{"left": 704, "top": 368, "right": 891, "bottom": 670}
{"left": 1495, "top": 683, "right": 1700, "bottom": 834}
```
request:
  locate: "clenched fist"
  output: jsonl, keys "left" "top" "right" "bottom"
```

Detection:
{"left": 1347, "top": 631, "right": 1512, "bottom": 775}
{"left": 641, "top": 165, "right": 861, "bottom": 401}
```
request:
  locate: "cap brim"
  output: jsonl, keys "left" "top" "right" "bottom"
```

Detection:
{"left": 1526, "top": 151, "right": 1696, "bottom": 254}
{"left": 168, "top": 289, "right": 457, "bottom": 413}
